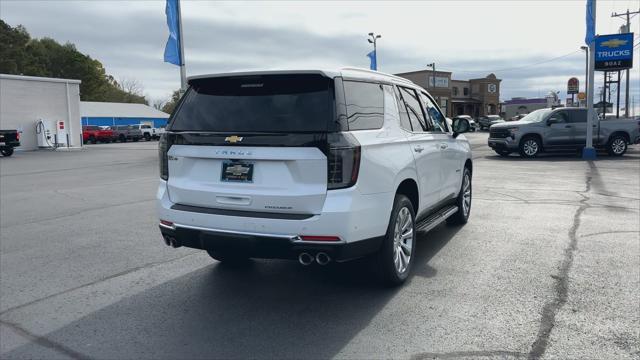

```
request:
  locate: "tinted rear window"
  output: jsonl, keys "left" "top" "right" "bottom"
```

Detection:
{"left": 83, "top": 126, "right": 99, "bottom": 130}
{"left": 170, "top": 74, "right": 334, "bottom": 132}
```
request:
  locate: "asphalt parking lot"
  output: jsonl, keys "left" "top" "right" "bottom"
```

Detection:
{"left": 1, "top": 133, "right": 639, "bottom": 359}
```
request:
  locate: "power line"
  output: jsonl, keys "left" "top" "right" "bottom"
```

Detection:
{"left": 439, "top": 50, "right": 581, "bottom": 75}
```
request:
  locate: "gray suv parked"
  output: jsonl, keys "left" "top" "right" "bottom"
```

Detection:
{"left": 488, "top": 108, "right": 639, "bottom": 158}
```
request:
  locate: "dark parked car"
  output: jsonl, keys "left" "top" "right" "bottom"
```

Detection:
{"left": 111, "top": 125, "right": 143, "bottom": 142}
{"left": 478, "top": 115, "right": 505, "bottom": 130}
{"left": 0, "top": 130, "right": 21, "bottom": 157}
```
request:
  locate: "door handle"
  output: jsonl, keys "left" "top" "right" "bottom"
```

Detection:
{"left": 439, "top": 143, "right": 448, "bottom": 150}
{"left": 564, "top": 125, "right": 572, "bottom": 128}
{"left": 414, "top": 145, "right": 424, "bottom": 153}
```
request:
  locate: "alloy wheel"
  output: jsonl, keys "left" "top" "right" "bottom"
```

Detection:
{"left": 523, "top": 139, "right": 539, "bottom": 156}
{"left": 462, "top": 173, "right": 471, "bottom": 217}
{"left": 611, "top": 138, "right": 626, "bottom": 155}
{"left": 393, "top": 207, "right": 413, "bottom": 274}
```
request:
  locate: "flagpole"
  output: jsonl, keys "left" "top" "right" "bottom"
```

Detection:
{"left": 177, "top": 0, "right": 187, "bottom": 93}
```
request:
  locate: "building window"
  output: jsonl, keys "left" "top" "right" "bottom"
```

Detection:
{"left": 463, "top": 87, "right": 469, "bottom": 96}
{"left": 452, "top": 87, "right": 458, "bottom": 96}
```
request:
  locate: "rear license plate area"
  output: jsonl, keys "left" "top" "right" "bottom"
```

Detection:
{"left": 221, "top": 160, "right": 254, "bottom": 182}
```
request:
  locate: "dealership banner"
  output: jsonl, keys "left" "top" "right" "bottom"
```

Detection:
{"left": 594, "top": 33, "right": 634, "bottom": 71}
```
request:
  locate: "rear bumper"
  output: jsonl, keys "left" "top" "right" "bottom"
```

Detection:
{"left": 158, "top": 224, "right": 383, "bottom": 261}
{"left": 0, "top": 140, "right": 20, "bottom": 148}
{"left": 487, "top": 137, "right": 518, "bottom": 151}
{"left": 156, "top": 180, "right": 393, "bottom": 260}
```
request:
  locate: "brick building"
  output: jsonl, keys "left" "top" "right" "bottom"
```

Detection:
{"left": 395, "top": 70, "right": 501, "bottom": 118}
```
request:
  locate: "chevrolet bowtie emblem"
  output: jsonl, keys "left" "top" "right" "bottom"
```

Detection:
{"left": 225, "top": 135, "right": 243, "bottom": 143}
{"left": 226, "top": 164, "right": 250, "bottom": 176}
{"left": 601, "top": 39, "right": 628, "bottom": 48}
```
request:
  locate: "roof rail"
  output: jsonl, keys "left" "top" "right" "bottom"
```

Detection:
{"left": 340, "top": 67, "right": 414, "bottom": 85}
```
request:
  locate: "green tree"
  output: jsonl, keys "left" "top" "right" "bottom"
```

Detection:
{"left": 161, "top": 90, "right": 182, "bottom": 114}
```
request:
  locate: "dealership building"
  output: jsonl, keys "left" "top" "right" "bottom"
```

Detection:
{"left": 81, "top": 102, "right": 169, "bottom": 128}
{"left": 395, "top": 70, "right": 501, "bottom": 118}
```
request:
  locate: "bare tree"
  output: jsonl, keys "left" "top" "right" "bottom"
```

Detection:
{"left": 152, "top": 98, "right": 165, "bottom": 110}
{"left": 118, "top": 77, "right": 144, "bottom": 96}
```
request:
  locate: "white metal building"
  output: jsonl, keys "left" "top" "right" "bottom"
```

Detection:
{"left": 0, "top": 74, "right": 82, "bottom": 150}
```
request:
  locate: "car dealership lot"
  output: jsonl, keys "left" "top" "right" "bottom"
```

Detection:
{"left": 1, "top": 135, "right": 638, "bottom": 359}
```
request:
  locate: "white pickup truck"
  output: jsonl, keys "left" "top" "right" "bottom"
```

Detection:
{"left": 129, "top": 124, "right": 161, "bottom": 141}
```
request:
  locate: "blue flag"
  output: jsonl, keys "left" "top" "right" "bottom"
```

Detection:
{"left": 367, "top": 50, "right": 377, "bottom": 71}
{"left": 164, "top": 0, "right": 182, "bottom": 66}
{"left": 585, "top": 0, "right": 595, "bottom": 45}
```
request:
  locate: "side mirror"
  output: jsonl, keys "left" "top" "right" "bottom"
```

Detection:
{"left": 452, "top": 118, "right": 470, "bottom": 137}
{"left": 547, "top": 117, "right": 562, "bottom": 125}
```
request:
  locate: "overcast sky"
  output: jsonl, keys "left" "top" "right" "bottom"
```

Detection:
{"left": 1, "top": 0, "right": 639, "bottom": 111}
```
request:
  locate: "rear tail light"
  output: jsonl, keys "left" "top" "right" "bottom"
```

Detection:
{"left": 327, "top": 132, "right": 361, "bottom": 190}
{"left": 159, "top": 133, "right": 172, "bottom": 180}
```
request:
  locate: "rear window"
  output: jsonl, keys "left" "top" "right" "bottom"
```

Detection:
{"left": 170, "top": 74, "right": 333, "bottom": 132}
{"left": 83, "top": 126, "right": 99, "bottom": 130}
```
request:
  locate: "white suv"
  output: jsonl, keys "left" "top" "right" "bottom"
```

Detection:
{"left": 157, "top": 68, "right": 473, "bottom": 285}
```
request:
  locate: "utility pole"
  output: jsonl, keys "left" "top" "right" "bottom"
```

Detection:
{"left": 611, "top": 8, "right": 639, "bottom": 117}
{"left": 427, "top": 62, "right": 437, "bottom": 111}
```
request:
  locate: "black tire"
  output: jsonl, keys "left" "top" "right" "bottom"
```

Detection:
{"left": 88, "top": 135, "right": 96, "bottom": 144}
{"left": 133, "top": 137, "right": 140, "bottom": 142}
{"left": 447, "top": 167, "right": 472, "bottom": 225}
{"left": 372, "top": 194, "right": 416, "bottom": 286}
{"left": 495, "top": 149, "right": 511, "bottom": 157}
{"left": 206, "top": 249, "right": 250, "bottom": 264}
{"left": 607, "top": 134, "right": 627, "bottom": 156}
{"left": 1, "top": 148, "right": 14, "bottom": 157}
{"left": 144, "top": 133, "right": 151, "bottom": 141}
{"left": 119, "top": 135, "right": 126, "bottom": 142}
{"left": 519, "top": 136, "right": 542, "bottom": 158}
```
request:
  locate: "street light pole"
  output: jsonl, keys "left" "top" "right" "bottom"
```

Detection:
{"left": 583, "top": 0, "right": 597, "bottom": 159}
{"left": 581, "top": 46, "right": 588, "bottom": 107}
{"left": 368, "top": 33, "right": 381, "bottom": 70}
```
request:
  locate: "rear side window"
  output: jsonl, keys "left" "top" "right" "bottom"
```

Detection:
{"left": 393, "top": 86, "right": 413, "bottom": 131}
{"left": 568, "top": 110, "right": 587, "bottom": 123}
{"left": 397, "top": 86, "right": 429, "bottom": 132}
{"left": 343, "top": 81, "right": 384, "bottom": 130}
{"left": 170, "top": 74, "right": 333, "bottom": 133}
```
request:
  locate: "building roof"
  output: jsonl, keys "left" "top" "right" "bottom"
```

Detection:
{"left": 503, "top": 98, "right": 547, "bottom": 105}
{"left": 80, "top": 101, "right": 169, "bottom": 119}
{"left": 0, "top": 73, "right": 81, "bottom": 84}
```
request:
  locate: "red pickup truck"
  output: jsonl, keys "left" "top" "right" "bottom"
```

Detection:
{"left": 82, "top": 126, "right": 114, "bottom": 144}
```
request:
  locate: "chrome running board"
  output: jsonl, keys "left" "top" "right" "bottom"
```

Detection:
{"left": 415, "top": 205, "right": 459, "bottom": 233}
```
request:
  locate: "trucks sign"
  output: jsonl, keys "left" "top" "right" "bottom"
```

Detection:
{"left": 594, "top": 33, "right": 634, "bottom": 71}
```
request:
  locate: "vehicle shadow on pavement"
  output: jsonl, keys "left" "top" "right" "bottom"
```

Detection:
{"left": 484, "top": 150, "right": 640, "bottom": 162}
{"left": 4, "top": 225, "right": 460, "bottom": 359}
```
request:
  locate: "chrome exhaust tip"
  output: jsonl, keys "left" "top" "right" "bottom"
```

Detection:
{"left": 298, "top": 252, "right": 314, "bottom": 266}
{"left": 315, "top": 252, "right": 331, "bottom": 266}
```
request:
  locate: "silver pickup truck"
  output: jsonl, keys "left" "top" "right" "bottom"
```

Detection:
{"left": 488, "top": 108, "right": 640, "bottom": 157}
